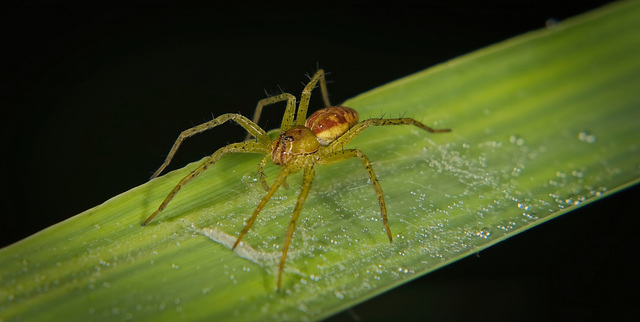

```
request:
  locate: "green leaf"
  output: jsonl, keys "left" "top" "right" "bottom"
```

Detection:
{"left": 2, "top": 1, "right": 639, "bottom": 320}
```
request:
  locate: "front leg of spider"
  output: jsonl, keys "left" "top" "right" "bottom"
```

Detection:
{"left": 143, "top": 69, "right": 451, "bottom": 291}
{"left": 231, "top": 125, "right": 321, "bottom": 290}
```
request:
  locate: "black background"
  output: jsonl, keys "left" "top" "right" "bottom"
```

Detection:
{"left": 2, "top": 1, "right": 636, "bottom": 321}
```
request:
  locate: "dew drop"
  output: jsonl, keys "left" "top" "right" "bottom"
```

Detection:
{"left": 512, "top": 167, "right": 523, "bottom": 176}
{"left": 509, "top": 135, "right": 525, "bottom": 146}
{"left": 475, "top": 228, "right": 491, "bottom": 239}
{"left": 578, "top": 131, "right": 597, "bottom": 143}
{"left": 241, "top": 172, "right": 259, "bottom": 184}
{"left": 546, "top": 18, "right": 560, "bottom": 28}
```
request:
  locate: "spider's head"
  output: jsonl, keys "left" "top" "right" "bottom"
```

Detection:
{"left": 272, "top": 125, "right": 320, "bottom": 165}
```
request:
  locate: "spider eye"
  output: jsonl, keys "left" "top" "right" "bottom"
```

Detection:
{"left": 284, "top": 135, "right": 294, "bottom": 141}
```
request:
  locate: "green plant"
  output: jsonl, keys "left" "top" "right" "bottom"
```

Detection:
{"left": 2, "top": 1, "right": 639, "bottom": 320}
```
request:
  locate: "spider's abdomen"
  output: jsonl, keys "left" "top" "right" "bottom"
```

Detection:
{"left": 305, "top": 106, "right": 358, "bottom": 145}
{"left": 272, "top": 126, "right": 320, "bottom": 165}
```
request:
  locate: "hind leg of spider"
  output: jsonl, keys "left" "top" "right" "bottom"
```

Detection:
{"left": 327, "top": 118, "right": 451, "bottom": 152}
{"left": 143, "top": 141, "right": 268, "bottom": 225}
{"left": 244, "top": 93, "right": 297, "bottom": 141}
{"left": 277, "top": 165, "right": 315, "bottom": 290}
{"left": 319, "top": 149, "right": 392, "bottom": 242}
{"left": 152, "top": 114, "right": 270, "bottom": 179}
{"left": 232, "top": 168, "right": 290, "bottom": 249}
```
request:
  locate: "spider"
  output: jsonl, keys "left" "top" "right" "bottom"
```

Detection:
{"left": 142, "top": 69, "right": 451, "bottom": 290}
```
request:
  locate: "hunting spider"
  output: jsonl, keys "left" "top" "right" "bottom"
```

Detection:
{"left": 143, "top": 69, "right": 451, "bottom": 290}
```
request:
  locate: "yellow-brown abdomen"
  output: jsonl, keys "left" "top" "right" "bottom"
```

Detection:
{"left": 305, "top": 106, "right": 358, "bottom": 145}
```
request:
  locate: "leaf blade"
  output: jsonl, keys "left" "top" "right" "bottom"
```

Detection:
{"left": 2, "top": 1, "right": 640, "bottom": 320}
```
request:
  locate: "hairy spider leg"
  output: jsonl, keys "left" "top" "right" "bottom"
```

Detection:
{"left": 277, "top": 164, "right": 315, "bottom": 290}
{"left": 255, "top": 154, "right": 290, "bottom": 191}
{"left": 327, "top": 118, "right": 451, "bottom": 152}
{"left": 295, "top": 69, "right": 331, "bottom": 126}
{"left": 244, "top": 93, "right": 297, "bottom": 141}
{"left": 318, "top": 149, "right": 393, "bottom": 242}
{"left": 257, "top": 154, "right": 271, "bottom": 191}
{"left": 245, "top": 69, "right": 332, "bottom": 141}
{"left": 152, "top": 113, "right": 270, "bottom": 179}
{"left": 143, "top": 141, "right": 269, "bottom": 225}
{"left": 232, "top": 168, "right": 290, "bottom": 249}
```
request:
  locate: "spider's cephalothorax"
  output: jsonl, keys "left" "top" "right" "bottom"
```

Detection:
{"left": 272, "top": 125, "right": 319, "bottom": 165}
{"left": 143, "top": 70, "right": 451, "bottom": 290}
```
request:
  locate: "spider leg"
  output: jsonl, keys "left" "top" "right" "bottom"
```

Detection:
{"left": 295, "top": 69, "right": 331, "bottom": 126}
{"left": 319, "top": 149, "right": 393, "bottom": 242}
{"left": 244, "top": 93, "right": 297, "bottom": 141}
{"left": 277, "top": 164, "right": 315, "bottom": 290}
{"left": 327, "top": 118, "right": 451, "bottom": 151}
{"left": 255, "top": 152, "right": 290, "bottom": 191}
{"left": 143, "top": 142, "right": 269, "bottom": 225}
{"left": 152, "top": 113, "right": 270, "bottom": 179}
{"left": 318, "top": 71, "right": 331, "bottom": 107}
{"left": 257, "top": 154, "right": 271, "bottom": 191}
{"left": 232, "top": 168, "right": 290, "bottom": 249}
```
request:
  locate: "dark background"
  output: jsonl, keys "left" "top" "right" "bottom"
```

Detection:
{"left": 2, "top": 1, "right": 636, "bottom": 321}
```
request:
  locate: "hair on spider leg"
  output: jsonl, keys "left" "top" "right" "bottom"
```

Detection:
{"left": 261, "top": 119, "right": 271, "bottom": 131}
{"left": 303, "top": 70, "right": 329, "bottom": 84}
{"left": 300, "top": 80, "right": 325, "bottom": 90}
{"left": 263, "top": 88, "right": 277, "bottom": 98}
{"left": 307, "top": 69, "right": 332, "bottom": 78}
